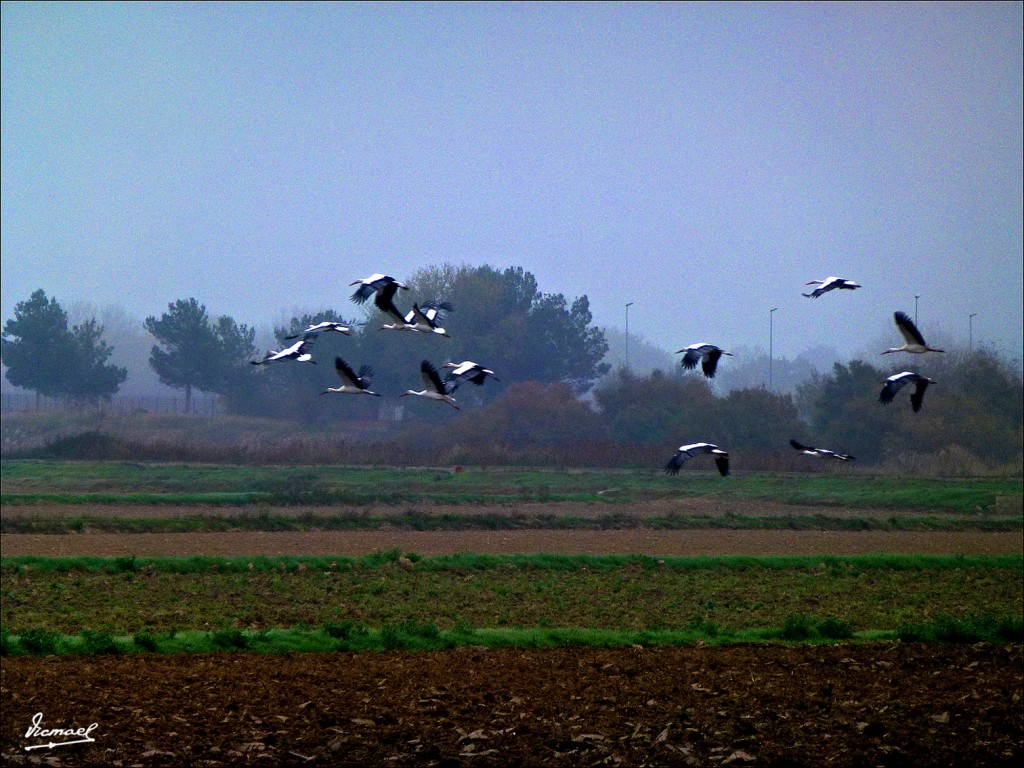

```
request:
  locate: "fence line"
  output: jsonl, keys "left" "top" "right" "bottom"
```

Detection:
{"left": 1, "top": 392, "right": 224, "bottom": 416}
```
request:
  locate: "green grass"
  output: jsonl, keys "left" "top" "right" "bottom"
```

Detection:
{"left": 3, "top": 614, "right": 1020, "bottom": 657}
{"left": 3, "top": 461, "right": 1020, "bottom": 655}
{"left": 3, "top": 554, "right": 1020, "bottom": 639}
{"left": 3, "top": 511, "right": 1019, "bottom": 534}
{"left": 3, "top": 460, "right": 1020, "bottom": 513}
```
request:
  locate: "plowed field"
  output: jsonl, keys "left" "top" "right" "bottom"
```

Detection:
{"left": 2, "top": 501, "right": 1022, "bottom": 767}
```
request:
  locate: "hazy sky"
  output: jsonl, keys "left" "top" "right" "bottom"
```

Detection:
{"left": 3, "top": 2, "right": 1022, "bottom": 362}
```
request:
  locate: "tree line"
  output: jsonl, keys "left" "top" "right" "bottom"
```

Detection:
{"left": 3, "top": 264, "right": 1021, "bottom": 467}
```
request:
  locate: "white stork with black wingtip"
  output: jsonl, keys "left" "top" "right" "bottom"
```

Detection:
{"left": 251, "top": 334, "right": 318, "bottom": 365}
{"left": 350, "top": 274, "right": 408, "bottom": 305}
{"left": 442, "top": 360, "right": 499, "bottom": 389}
{"left": 676, "top": 343, "right": 732, "bottom": 378}
{"left": 320, "top": 357, "right": 380, "bottom": 397}
{"left": 789, "top": 439, "right": 854, "bottom": 461}
{"left": 400, "top": 360, "right": 460, "bottom": 409}
{"left": 285, "top": 321, "right": 352, "bottom": 339}
{"left": 882, "top": 312, "right": 946, "bottom": 355}
{"left": 663, "top": 443, "right": 730, "bottom": 476}
{"left": 802, "top": 276, "right": 861, "bottom": 298}
{"left": 879, "top": 371, "right": 935, "bottom": 412}
{"left": 402, "top": 301, "right": 452, "bottom": 337}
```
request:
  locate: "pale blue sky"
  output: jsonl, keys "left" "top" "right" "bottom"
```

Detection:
{"left": 3, "top": 2, "right": 1021, "bottom": 362}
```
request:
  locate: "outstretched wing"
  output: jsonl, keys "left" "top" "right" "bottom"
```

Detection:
{"left": 375, "top": 282, "right": 408, "bottom": 324}
{"left": 420, "top": 360, "right": 449, "bottom": 394}
{"left": 879, "top": 374, "right": 911, "bottom": 405}
{"left": 334, "top": 356, "right": 362, "bottom": 386}
{"left": 910, "top": 378, "right": 930, "bottom": 412}
{"left": 663, "top": 452, "right": 688, "bottom": 475}
{"left": 701, "top": 348, "right": 724, "bottom": 378}
{"left": 680, "top": 347, "right": 702, "bottom": 370}
{"left": 894, "top": 312, "right": 927, "bottom": 346}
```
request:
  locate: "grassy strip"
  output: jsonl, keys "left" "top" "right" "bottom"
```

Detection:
{"left": 0, "top": 491, "right": 612, "bottom": 506}
{"left": 3, "top": 461, "right": 1021, "bottom": 513}
{"left": 1, "top": 492, "right": 270, "bottom": 505}
{"left": 4, "top": 552, "right": 1021, "bottom": 574}
{"left": 3, "top": 512, "right": 1020, "bottom": 534}
{"left": 4, "top": 554, "right": 1020, "bottom": 637}
{"left": 3, "top": 614, "right": 1021, "bottom": 657}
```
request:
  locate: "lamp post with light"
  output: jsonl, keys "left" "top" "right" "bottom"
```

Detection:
{"left": 769, "top": 307, "right": 778, "bottom": 392}
{"left": 625, "top": 302, "right": 634, "bottom": 372}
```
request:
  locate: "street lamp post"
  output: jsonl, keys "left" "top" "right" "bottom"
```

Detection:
{"left": 969, "top": 313, "right": 977, "bottom": 352}
{"left": 625, "top": 302, "right": 634, "bottom": 372}
{"left": 769, "top": 307, "right": 778, "bottom": 392}
{"left": 914, "top": 294, "right": 921, "bottom": 325}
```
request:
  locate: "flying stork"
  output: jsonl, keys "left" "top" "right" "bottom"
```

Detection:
{"left": 676, "top": 343, "right": 732, "bottom": 378}
{"left": 802, "top": 276, "right": 861, "bottom": 298}
{"left": 663, "top": 443, "right": 730, "bottom": 476}
{"left": 251, "top": 335, "right": 317, "bottom": 365}
{"left": 878, "top": 371, "right": 935, "bottom": 412}
{"left": 377, "top": 297, "right": 452, "bottom": 337}
{"left": 403, "top": 302, "right": 452, "bottom": 336}
{"left": 350, "top": 274, "right": 408, "bottom": 305}
{"left": 789, "top": 439, "right": 854, "bottom": 461}
{"left": 882, "top": 312, "right": 946, "bottom": 355}
{"left": 442, "top": 360, "right": 499, "bottom": 389}
{"left": 400, "top": 360, "right": 460, "bottom": 409}
{"left": 320, "top": 357, "right": 380, "bottom": 397}
{"left": 284, "top": 321, "right": 352, "bottom": 339}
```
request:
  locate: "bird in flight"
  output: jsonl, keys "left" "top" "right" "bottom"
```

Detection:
{"left": 251, "top": 335, "right": 317, "bottom": 365}
{"left": 882, "top": 312, "right": 946, "bottom": 355}
{"left": 663, "top": 442, "right": 730, "bottom": 476}
{"left": 676, "top": 344, "right": 732, "bottom": 378}
{"left": 879, "top": 371, "right": 935, "bottom": 412}
{"left": 320, "top": 357, "right": 380, "bottom": 397}
{"left": 802, "top": 276, "right": 861, "bottom": 299}
{"left": 789, "top": 439, "right": 854, "bottom": 461}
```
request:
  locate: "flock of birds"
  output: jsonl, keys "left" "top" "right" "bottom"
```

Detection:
{"left": 249, "top": 272, "right": 944, "bottom": 477}
{"left": 664, "top": 276, "right": 945, "bottom": 476}
{"left": 251, "top": 273, "right": 497, "bottom": 411}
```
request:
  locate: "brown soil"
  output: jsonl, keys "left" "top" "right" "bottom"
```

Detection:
{"left": 2, "top": 645, "right": 1021, "bottom": 767}
{"left": 2, "top": 499, "right": 1021, "bottom": 558}
{"left": 2, "top": 500, "right": 1022, "bottom": 766}
{"left": 3, "top": 529, "right": 1023, "bottom": 558}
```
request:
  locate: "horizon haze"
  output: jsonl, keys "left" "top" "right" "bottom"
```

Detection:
{"left": 3, "top": 3, "right": 1022, "bottom": 373}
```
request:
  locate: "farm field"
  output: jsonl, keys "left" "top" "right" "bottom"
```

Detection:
{"left": 1, "top": 462, "right": 1022, "bottom": 766}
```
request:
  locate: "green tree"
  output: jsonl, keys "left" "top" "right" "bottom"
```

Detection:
{"left": 144, "top": 298, "right": 256, "bottom": 412}
{"left": 1, "top": 289, "right": 75, "bottom": 402}
{"left": 592, "top": 368, "right": 720, "bottom": 446}
{"left": 64, "top": 318, "right": 128, "bottom": 402}
{"left": 2, "top": 289, "right": 126, "bottom": 404}
{"left": 717, "top": 387, "right": 803, "bottom": 453}
{"left": 797, "top": 360, "right": 892, "bottom": 462}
